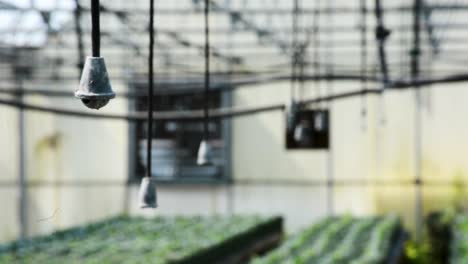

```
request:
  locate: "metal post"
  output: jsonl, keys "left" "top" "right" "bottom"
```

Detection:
{"left": 224, "top": 0, "right": 235, "bottom": 216}
{"left": 16, "top": 76, "right": 27, "bottom": 240}
{"left": 327, "top": 151, "right": 334, "bottom": 216}
{"left": 325, "top": 0, "right": 334, "bottom": 217}
{"left": 411, "top": 0, "right": 423, "bottom": 242}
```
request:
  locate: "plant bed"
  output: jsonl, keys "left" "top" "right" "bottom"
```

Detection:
{"left": 425, "top": 212, "right": 452, "bottom": 263}
{"left": 0, "top": 215, "right": 283, "bottom": 264}
{"left": 450, "top": 215, "right": 468, "bottom": 264}
{"left": 251, "top": 215, "right": 406, "bottom": 264}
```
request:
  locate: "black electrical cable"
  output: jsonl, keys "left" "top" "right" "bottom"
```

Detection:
{"left": 0, "top": 73, "right": 467, "bottom": 122}
{"left": 147, "top": 0, "right": 155, "bottom": 178}
{"left": 325, "top": 0, "right": 334, "bottom": 86}
{"left": 290, "top": 0, "right": 299, "bottom": 101}
{"left": 0, "top": 73, "right": 382, "bottom": 98}
{"left": 360, "top": 0, "right": 368, "bottom": 122}
{"left": 8, "top": 4, "right": 468, "bottom": 15}
{"left": 296, "top": 0, "right": 306, "bottom": 98}
{"left": 91, "top": 0, "right": 100, "bottom": 57}
{"left": 203, "top": 0, "right": 210, "bottom": 141}
{"left": 411, "top": 0, "right": 421, "bottom": 79}
{"left": 313, "top": 0, "right": 322, "bottom": 105}
{"left": 412, "top": 0, "right": 423, "bottom": 242}
{"left": 73, "top": 0, "right": 85, "bottom": 71}
{"left": 421, "top": 0, "right": 439, "bottom": 54}
{"left": 374, "top": 0, "right": 390, "bottom": 86}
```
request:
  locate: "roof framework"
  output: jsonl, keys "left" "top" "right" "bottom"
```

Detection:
{"left": 0, "top": 0, "right": 467, "bottom": 101}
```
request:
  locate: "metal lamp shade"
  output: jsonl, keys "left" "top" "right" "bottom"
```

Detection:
{"left": 314, "top": 111, "right": 329, "bottom": 132}
{"left": 294, "top": 122, "right": 311, "bottom": 145}
{"left": 75, "top": 56, "right": 115, "bottom": 109}
{"left": 197, "top": 140, "right": 213, "bottom": 166}
{"left": 137, "top": 177, "right": 157, "bottom": 209}
{"left": 286, "top": 100, "right": 300, "bottom": 132}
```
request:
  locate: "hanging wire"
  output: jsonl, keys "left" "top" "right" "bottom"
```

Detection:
{"left": 147, "top": 0, "right": 155, "bottom": 179}
{"left": 290, "top": 0, "right": 299, "bottom": 102}
{"left": 360, "top": 0, "right": 368, "bottom": 130}
{"left": 313, "top": 0, "right": 322, "bottom": 108}
{"left": 412, "top": 0, "right": 423, "bottom": 242}
{"left": 91, "top": 0, "right": 100, "bottom": 57}
{"left": 137, "top": 0, "right": 157, "bottom": 209}
{"left": 325, "top": 0, "right": 334, "bottom": 92}
{"left": 374, "top": 0, "right": 390, "bottom": 125}
{"left": 203, "top": 0, "right": 210, "bottom": 141}
{"left": 374, "top": 0, "right": 390, "bottom": 86}
{"left": 324, "top": 0, "right": 335, "bottom": 216}
{"left": 296, "top": 0, "right": 306, "bottom": 99}
{"left": 422, "top": 0, "right": 462, "bottom": 56}
{"left": 73, "top": 0, "right": 85, "bottom": 72}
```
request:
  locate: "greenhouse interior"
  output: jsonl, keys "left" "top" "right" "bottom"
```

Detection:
{"left": 1, "top": 0, "right": 468, "bottom": 263}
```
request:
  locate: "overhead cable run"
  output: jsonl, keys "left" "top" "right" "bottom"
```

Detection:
{"left": 0, "top": 73, "right": 467, "bottom": 122}
{"left": 100, "top": 2, "right": 244, "bottom": 67}
{"left": 0, "top": 73, "right": 383, "bottom": 98}
{"left": 0, "top": 71, "right": 465, "bottom": 98}
{"left": 4, "top": 3, "right": 468, "bottom": 14}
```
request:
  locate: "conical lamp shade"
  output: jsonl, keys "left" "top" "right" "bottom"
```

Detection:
{"left": 75, "top": 56, "right": 115, "bottom": 109}
{"left": 137, "top": 177, "right": 157, "bottom": 209}
{"left": 286, "top": 100, "right": 299, "bottom": 132}
{"left": 294, "top": 123, "right": 305, "bottom": 143}
{"left": 294, "top": 122, "right": 311, "bottom": 145}
{"left": 197, "top": 140, "right": 213, "bottom": 166}
{"left": 314, "top": 111, "right": 328, "bottom": 132}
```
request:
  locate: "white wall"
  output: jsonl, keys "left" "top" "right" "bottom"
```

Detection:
{"left": 228, "top": 80, "right": 468, "bottom": 233}
{"left": 0, "top": 80, "right": 129, "bottom": 243}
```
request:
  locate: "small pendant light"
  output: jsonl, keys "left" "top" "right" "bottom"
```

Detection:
{"left": 197, "top": 139, "right": 213, "bottom": 166}
{"left": 287, "top": 0, "right": 301, "bottom": 134}
{"left": 286, "top": 99, "right": 300, "bottom": 132}
{"left": 138, "top": 0, "right": 157, "bottom": 209}
{"left": 314, "top": 110, "right": 327, "bottom": 132}
{"left": 138, "top": 177, "right": 157, "bottom": 208}
{"left": 197, "top": 0, "right": 214, "bottom": 166}
{"left": 294, "top": 120, "right": 311, "bottom": 145}
{"left": 75, "top": 0, "right": 115, "bottom": 109}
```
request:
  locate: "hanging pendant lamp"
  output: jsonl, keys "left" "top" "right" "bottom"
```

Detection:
{"left": 294, "top": 120, "right": 311, "bottom": 145}
{"left": 75, "top": 0, "right": 115, "bottom": 109}
{"left": 138, "top": 0, "right": 157, "bottom": 209}
{"left": 287, "top": 0, "right": 301, "bottom": 134}
{"left": 138, "top": 176, "right": 157, "bottom": 208}
{"left": 197, "top": 0, "right": 213, "bottom": 166}
{"left": 314, "top": 111, "right": 325, "bottom": 131}
{"left": 314, "top": 110, "right": 328, "bottom": 132}
{"left": 197, "top": 139, "right": 213, "bottom": 166}
{"left": 286, "top": 100, "right": 300, "bottom": 132}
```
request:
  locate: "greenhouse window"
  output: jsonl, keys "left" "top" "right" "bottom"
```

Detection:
{"left": 286, "top": 109, "right": 330, "bottom": 150}
{"left": 129, "top": 85, "right": 231, "bottom": 184}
